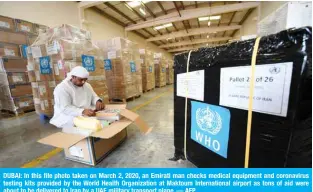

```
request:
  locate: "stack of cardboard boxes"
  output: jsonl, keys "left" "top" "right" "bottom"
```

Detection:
{"left": 166, "top": 59, "right": 174, "bottom": 85}
{"left": 0, "top": 15, "right": 47, "bottom": 115}
{"left": 27, "top": 24, "right": 109, "bottom": 117}
{"left": 139, "top": 48, "right": 155, "bottom": 92}
{"left": 95, "top": 37, "right": 142, "bottom": 101}
{"left": 154, "top": 53, "right": 166, "bottom": 88}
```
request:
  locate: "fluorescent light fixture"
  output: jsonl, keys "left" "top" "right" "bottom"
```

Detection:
{"left": 210, "top": 15, "right": 221, "bottom": 20}
{"left": 154, "top": 23, "right": 172, "bottom": 30}
{"left": 154, "top": 25, "right": 165, "bottom": 30}
{"left": 207, "top": 21, "right": 211, "bottom": 26}
{"left": 198, "top": 16, "right": 209, "bottom": 21}
{"left": 163, "top": 23, "right": 173, "bottom": 28}
{"left": 127, "top": 1, "right": 141, "bottom": 8}
{"left": 139, "top": 8, "right": 146, "bottom": 15}
{"left": 166, "top": 38, "right": 173, "bottom": 41}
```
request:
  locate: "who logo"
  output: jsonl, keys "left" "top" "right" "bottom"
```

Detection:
{"left": 82, "top": 55, "right": 95, "bottom": 72}
{"left": 191, "top": 101, "right": 231, "bottom": 158}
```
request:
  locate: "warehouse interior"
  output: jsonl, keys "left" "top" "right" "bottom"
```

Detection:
{"left": 0, "top": 1, "right": 311, "bottom": 168}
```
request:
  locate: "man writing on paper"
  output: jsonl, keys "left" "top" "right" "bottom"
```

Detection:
{"left": 50, "top": 66, "right": 105, "bottom": 128}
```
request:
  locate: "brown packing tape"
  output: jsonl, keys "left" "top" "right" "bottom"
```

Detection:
{"left": 91, "top": 120, "right": 132, "bottom": 139}
{"left": 38, "top": 132, "right": 87, "bottom": 148}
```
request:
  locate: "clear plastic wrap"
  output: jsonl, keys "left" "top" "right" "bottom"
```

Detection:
{"left": 140, "top": 48, "right": 155, "bottom": 92}
{"left": 95, "top": 37, "right": 142, "bottom": 100}
{"left": 166, "top": 59, "right": 174, "bottom": 85}
{"left": 154, "top": 53, "right": 167, "bottom": 87}
{"left": 28, "top": 24, "right": 108, "bottom": 116}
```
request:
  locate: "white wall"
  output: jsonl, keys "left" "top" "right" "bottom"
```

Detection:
{"left": 0, "top": 1, "right": 80, "bottom": 27}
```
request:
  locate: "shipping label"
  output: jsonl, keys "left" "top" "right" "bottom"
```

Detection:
{"left": 104, "top": 59, "right": 112, "bottom": 71}
{"left": 21, "top": 25, "right": 31, "bottom": 32}
{"left": 46, "top": 42, "right": 58, "bottom": 55}
{"left": 54, "top": 64, "right": 59, "bottom": 75}
{"left": 39, "top": 56, "right": 52, "bottom": 74}
{"left": 130, "top": 61, "right": 136, "bottom": 72}
{"left": 69, "top": 146, "right": 84, "bottom": 158}
{"left": 49, "top": 81, "right": 56, "bottom": 88}
{"left": 12, "top": 76, "right": 23, "bottom": 83}
{"left": 31, "top": 82, "right": 38, "bottom": 88}
{"left": 19, "top": 101, "right": 30, "bottom": 107}
{"left": 0, "top": 21, "right": 10, "bottom": 29}
{"left": 219, "top": 62, "right": 293, "bottom": 117}
{"left": 82, "top": 55, "right": 95, "bottom": 72}
{"left": 177, "top": 70, "right": 205, "bottom": 101}
{"left": 108, "top": 51, "right": 117, "bottom": 59}
{"left": 191, "top": 101, "right": 231, "bottom": 158}
{"left": 39, "top": 85, "right": 47, "bottom": 95}
{"left": 4, "top": 49, "right": 15, "bottom": 56}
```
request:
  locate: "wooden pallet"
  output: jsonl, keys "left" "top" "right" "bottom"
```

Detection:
{"left": 143, "top": 88, "right": 155, "bottom": 93}
{"left": 156, "top": 84, "right": 167, "bottom": 88}
{"left": 0, "top": 108, "right": 35, "bottom": 119}
{"left": 166, "top": 83, "right": 173, "bottom": 85}
{"left": 109, "top": 95, "right": 141, "bottom": 104}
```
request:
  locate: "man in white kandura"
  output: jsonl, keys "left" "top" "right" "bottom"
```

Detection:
{"left": 50, "top": 66, "right": 105, "bottom": 128}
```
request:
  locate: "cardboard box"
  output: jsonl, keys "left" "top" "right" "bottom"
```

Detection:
{"left": 34, "top": 98, "right": 54, "bottom": 116}
{"left": 0, "top": 15, "right": 15, "bottom": 31}
{"left": 0, "top": 58, "right": 27, "bottom": 72}
{"left": 33, "top": 23, "right": 48, "bottom": 35}
{"left": 9, "top": 84, "right": 32, "bottom": 97}
{"left": 0, "top": 30, "right": 27, "bottom": 45}
{"left": 13, "top": 95, "right": 34, "bottom": 112}
{"left": 14, "top": 19, "right": 35, "bottom": 33}
{"left": 38, "top": 104, "right": 151, "bottom": 166}
{"left": 31, "top": 81, "right": 56, "bottom": 99}
{"left": 0, "top": 43, "right": 20, "bottom": 58}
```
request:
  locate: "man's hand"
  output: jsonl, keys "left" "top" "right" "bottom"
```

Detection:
{"left": 82, "top": 109, "right": 95, "bottom": 116}
{"left": 96, "top": 100, "right": 105, "bottom": 111}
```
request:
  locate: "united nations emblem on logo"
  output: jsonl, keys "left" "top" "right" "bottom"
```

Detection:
{"left": 41, "top": 58, "right": 49, "bottom": 68}
{"left": 269, "top": 66, "right": 280, "bottom": 74}
{"left": 84, "top": 57, "right": 93, "bottom": 66}
{"left": 196, "top": 106, "right": 222, "bottom": 135}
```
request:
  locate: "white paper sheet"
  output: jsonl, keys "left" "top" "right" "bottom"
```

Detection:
{"left": 177, "top": 70, "right": 205, "bottom": 101}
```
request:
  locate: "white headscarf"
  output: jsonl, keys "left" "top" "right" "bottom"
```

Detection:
{"left": 66, "top": 66, "right": 89, "bottom": 80}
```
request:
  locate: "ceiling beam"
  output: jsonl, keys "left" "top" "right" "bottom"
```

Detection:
{"left": 104, "top": 2, "right": 136, "bottom": 24}
{"left": 125, "top": 2, "right": 259, "bottom": 31}
{"left": 140, "top": 2, "right": 156, "bottom": 18}
{"left": 78, "top": 1, "right": 103, "bottom": 9}
{"left": 173, "top": 1, "right": 181, "bottom": 17}
{"left": 147, "top": 25, "right": 241, "bottom": 41}
{"left": 168, "top": 46, "right": 198, "bottom": 53}
{"left": 157, "top": 2, "right": 167, "bottom": 14}
{"left": 231, "top": 8, "right": 255, "bottom": 37}
{"left": 159, "top": 37, "right": 233, "bottom": 48}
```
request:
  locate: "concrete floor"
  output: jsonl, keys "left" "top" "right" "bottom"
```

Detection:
{"left": 0, "top": 85, "right": 195, "bottom": 168}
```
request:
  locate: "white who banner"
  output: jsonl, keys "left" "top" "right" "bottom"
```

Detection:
{"left": 219, "top": 62, "right": 293, "bottom": 117}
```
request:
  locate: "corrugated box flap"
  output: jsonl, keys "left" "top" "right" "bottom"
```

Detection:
{"left": 120, "top": 109, "right": 151, "bottom": 134}
{"left": 91, "top": 120, "right": 132, "bottom": 139}
{"left": 120, "top": 109, "right": 139, "bottom": 121}
{"left": 38, "top": 132, "right": 87, "bottom": 148}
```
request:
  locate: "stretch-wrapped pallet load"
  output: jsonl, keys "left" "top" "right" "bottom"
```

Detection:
{"left": 154, "top": 53, "right": 166, "bottom": 88}
{"left": 166, "top": 59, "right": 174, "bottom": 85}
{"left": 173, "top": 27, "right": 312, "bottom": 168}
{"left": 95, "top": 37, "right": 142, "bottom": 101}
{"left": 139, "top": 48, "right": 155, "bottom": 92}
{"left": 0, "top": 15, "right": 46, "bottom": 116}
{"left": 27, "top": 24, "right": 108, "bottom": 117}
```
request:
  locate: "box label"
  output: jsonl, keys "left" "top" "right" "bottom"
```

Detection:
{"left": 31, "top": 46, "right": 42, "bottom": 58}
{"left": 31, "top": 82, "right": 38, "bottom": 88}
{"left": 19, "top": 101, "right": 30, "bottom": 107}
{"left": 149, "top": 66, "right": 153, "bottom": 73}
{"left": 162, "top": 67, "right": 165, "bottom": 73}
{"left": 49, "top": 81, "right": 56, "bottom": 88}
{"left": 108, "top": 51, "right": 116, "bottom": 59}
{"left": 104, "top": 59, "right": 112, "bottom": 71}
{"left": 130, "top": 61, "right": 136, "bottom": 72}
{"left": 46, "top": 43, "right": 58, "bottom": 55}
{"left": 177, "top": 70, "right": 205, "bottom": 101}
{"left": 4, "top": 48, "right": 15, "bottom": 56}
{"left": 54, "top": 64, "right": 59, "bottom": 75}
{"left": 21, "top": 25, "right": 31, "bottom": 32}
{"left": 82, "top": 55, "right": 95, "bottom": 72}
{"left": 21, "top": 45, "right": 28, "bottom": 58}
{"left": 39, "top": 85, "right": 47, "bottom": 95}
{"left": 191, "top": 101, "right": 231, "bottom": 158}
{"left": 219, "top": 62, "right": 293, "bottom": 117}
{"left": 0, "top": 21, "right": 10, "bottom": 29}
{"left": 39, "top": 56, "right": 52, "bottom": 74}
{"left": 69, "top": 146, "right": 84, "bottom": 158}
{"left": 27, "top": 64, "right": 34, "bottom": 71}
{"left": 12, "top": 76, "right": 23, "bottom": 83}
